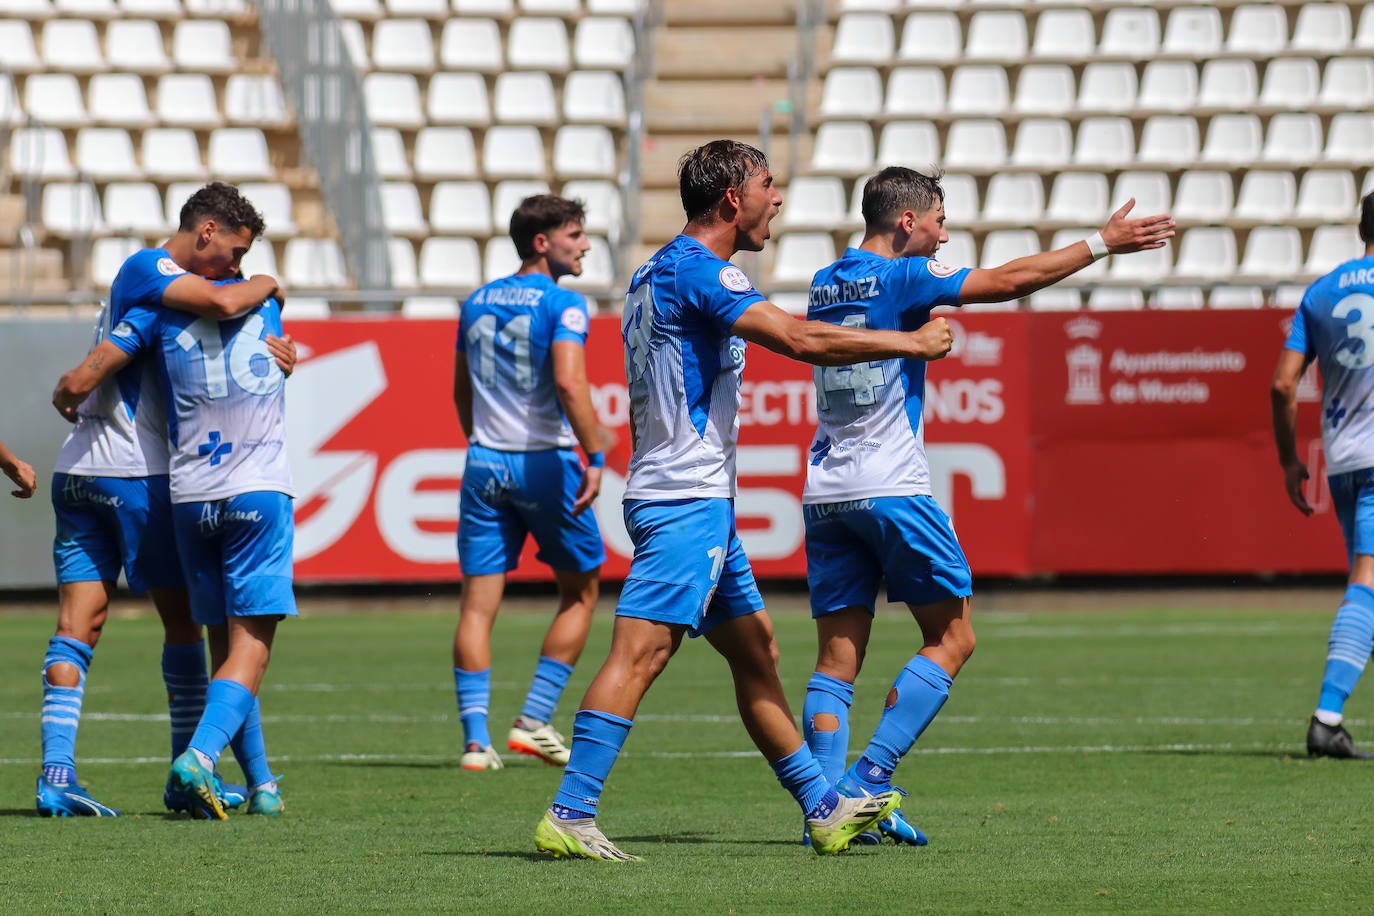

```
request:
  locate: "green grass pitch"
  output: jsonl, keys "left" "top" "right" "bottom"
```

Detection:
{"left": 3, "top": 589, "right": 1374, "bottom": 913}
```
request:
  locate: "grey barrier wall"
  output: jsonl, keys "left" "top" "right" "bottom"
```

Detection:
{"left": 0, "top": 318, "right": 104, "bottom": 589}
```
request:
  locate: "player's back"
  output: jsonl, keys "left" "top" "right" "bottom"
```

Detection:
{"left": 459, "top": 273, "right": 586, "bottom": 452}
{"left": 804, "top": 247, "right": 967, "bottom": 504}
{"left": 113, "top": 293, "right": 292, "bottom": 502}
{"left": 621, "top": 235, "right": 762, "bottom": 499}
{"left": 54, "top": 248, "right": 179, "bottom": 478}
{"left": 1296, "top": 253, "right": 1374, "bottom": 474}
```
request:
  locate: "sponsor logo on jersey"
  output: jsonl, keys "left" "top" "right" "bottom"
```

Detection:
{"left": 719, "top": 266, "right": 753, "bottom": 292}
{"left": 111, "top": 321, "right": 134, "bottom": 338}
{"left": 560, "top": 306, "right": 589, "bottom": 334}
{"left": 927, "top": 260, "right": 960, "bottom": 278}
{"left": 157, "top": 257, "right": 186, "bottom": 277}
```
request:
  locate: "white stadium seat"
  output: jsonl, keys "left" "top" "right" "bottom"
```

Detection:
{"left": 413, "top": 126, "right": 478, "bottom": 179}
{"left": 1031, "top": 8, "right": 1093, "bottom": 60}
{"left": 1174, "top": 226, "right": 1238, "bottom": 279}
{"left": 1172, "top": 170, "right": 1233, "bottom": 222}
{"left": 372, "top": 19, "right": 437, "bottom": 72}
{"left": 1087, "top": 288, "right": 1145, "bottom": 311}
{"left": 106, "top": 20, "right": 171, "bottom": 73}
{"left": 57, "top": 0, "right": 117, "bottom": 15}
{"left": 89, "top": 73, "right": 155, "bottom": 127}
{"left": 91, "top": 237, "right": 143, "bottom": 288}
{"left": 947, "top": 65, "right": 1009, "bottom": 115}
{"left": 833, "top": 12, "right": 895, "bottom": 65}
{"left": 1259, "top": 58, "right": 1319, "bottom": 110}
{"left": 980, "top": 229, "right": 1038, "bottom": 268}
{"left": 1290, "top": 3, "right": 1351, "bottom": 54}
{"left": 225, "top": 75, "right": 291, "bottom": 126}
{"left": 1107, "top": 243, "right": 1171, "bottom": 282}
{"left": 1112, "top": 171, "right": 1172, "bottom": 217}
{"left": 1238, "top": 226, "right": 1302, "bottom": 278}
{"left": 1099, "top": 8, "right": 1160, "bottom": 57}
{"left": 1013, "top": 64, "right": 1073, "bottom": 115}
{"left": 898, "top": 12, "right": 960, "bottom": 63}
{"left": 429, "top": 181, "right": 493, "bottom": 235}
{"left": 507, "top": 17, "right": 571, "bottom": 72}
{"left": 365, "top": 73, "right": 424, "bottom": 128}
{"left": 812, "top": 121, "right": 875, "bottom": 176}
{"left": 573, "top": 17, "right": 635, "bottom": 70}
{"left": 386, "top": 0, "right": 446, "bottom": 16}
{"left": 1161, "top": 6, "right": 1222, "bottom": 58}
{"left": 937, "top": 173, "right": 978, "bottom": 224}
{"left": 1325, "top": 113, "right": 1374, "bottom": 163}
{"left": 1227, "top": 5, "right": 1287, "bottom": 56}
{"left": 821, "top": 67, "right": 883, "bottom": 119}
{"left": 875, "top": 120, "right": 939, "bottom": 171}
{"left": 1197, "top": 60, "right": 1258, "bottom": 110}
{"left": 944, "top": 119, "right": 1006, "bottom": 170}
{"left": 419, "top": 237, "right": 483, "bottom": 288}
{"left": 481, "top": 125, "right": 545, "bottom": 179}
{"left": 1307, "top": 224, "right": 1361, "bottom": 273}
{"left": 207, "top": 127, "right": 274, "bottom": 181}
{"left": 772, "top": 232, "right": 835, "bottom": 286}
{"left": 563, "top": 70, "right": 626, "bottom": 125}
{"left": 142, "top": 128, "right": 205, "bottom": 180}
{"left": 1321, "top": 58, "right": 1374, "bottom": 109}
{"left": 157, "top": 74, "right": 223, "bottom": 128}
{"left": 0, "top": 21, "right": 40, "bottom": 73}
{"left": 381, "top": 182, "right": 428, "bottom": 237}
{"left": 283, "top": 238, "right": 349, "bottom": 288}
{"left": 76, "top": 127, "right": 141, "bottom": 180}
{"left": 25, "top": 73, "right": 89, "bottom": 127}
{"left": 119, "top": 0, "right": 181, "bottom": 14}
{"left": 1046, "top": 173, "right": 1109, "bottom": 225}
{"left": 42, "top": 182, "right": 106, "bottom": 235}
{"left": 553, "top": 124, "right": 617, "bottom": 178}
{"left": 1137, "top": 61, "right": 1197, "bottom": 112}
{"left": 1137, "top": 115, "right": 1200, "bottom": 167}
{"left": 9, "top": 127, "right": 74, "bottom": 179}
{"left": 1261, "top": 112, "right": 1323, "bottom": 164}
{"left": 0, "top": 74, "right": 21, "bottom": 128}
{"left": 237, "top": 182, "right": 298, "bottom": 238}
{"left": 1076, "top": 62, "right": 1138, "bottom": 113}
{"left": 884, "top": 67, "right": 945, "bottom": 118}
{"left": 339, "top": 19, "right": 369, "bottom": 70}
{"left": 440, "top": 19, "right": 504, "bottom": 72}
{"left": 1358, "top": 5, "right": 1374, "bottom": 50}
{"left": 1152, "top": 286, "right": 1205, "bottom": 310}
{"left": 938, "top": 230, "right": 975, "bottom": 271}
{"left": 427, "top": 72, "right": 490, "bottom": 126}
{"left": 982, "top": 174, "right": 1044, "bottom": 224}
{"left": 370, "top": 127, "right": 412, "bottom": 179}
{"left": 1009, "top": 118, "right": 1072, "bottom": 168}
{"left": 41, "top": 19, "right": 105, "bottom": 73}
{"left": 562, "top": 179, "right": 621, "bottom": 236}
{"left": 1200, "top": 113, "right": 1262, "bottom": 166}
{"left": 1296, "top": 170, "right": 1357, "bottom": 221}
{"left": 1073, "top": 117, "right": 1135, "bottom": 167}
{"left": 1209, "top": 286, "right": 1266, "bottom": 309}
{"left": 103, "top": 182, "right": 169, "bottom": 235}
{"left": 493, "top": 71, "right": 558, "bottom": 124}
{"left": 1028, "top": 287, "right": 1083, "bottom": 311}
{"left": 172, "top": 20, "right": 236, "bottom": 73}
{"left": 484, "top": 236, "right": 521, "bottom": 282}
{"left": 490, "top": 179, "right": 550, "bottom": 231}
{"left": 1234, "top": 170, "right": 1296, "bottom": 222}
{"left": 964, "top": 10, "right": 1027, "bottom": 60}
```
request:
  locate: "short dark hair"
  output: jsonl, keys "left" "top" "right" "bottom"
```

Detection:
{"left": 1361, "top": 191, "right": 1374, "bottom": 244}
{"left": 509, "top": 194, "right": 587, "bottom": 259}
{"left": 677, "top": 140, "right": 770, "bottom": 222}
{"left": 178, "top": 182, "right": 266, "bottom": 238}
{"left": 861, "top": 166, "right": 945, "bottom": 233}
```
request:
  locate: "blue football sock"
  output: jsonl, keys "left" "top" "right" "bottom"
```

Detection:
{"left": 551, "top": 709, "right": 633, "bottom": 819}
{"left": 161, "top": 641, "right": 208, "bottom": 761}
{"left": 40, "top": 636, "right": 93, "bottom": 773}
{"left": 229, "top": 698, "right": 273, "bottom": 787}
{"left": 188, "top": 679, "right": 257, "bottom": 764}
{"left": 857, "top": 654, "right": 954, "bottom": 784}
{"left": 454, "top": 667, "right": 492, "bottom": 748}
{"left": 521, "top": 656, "right": 574, "bottom": 725}
{"left": 1317, "top": 584, "right": 1374, "bottom": 719}
{"left": 771, "top": 744, "right": 838, "bottom": 819}
{"left": 803, "top": 671, "right": 855, "bottom": 785}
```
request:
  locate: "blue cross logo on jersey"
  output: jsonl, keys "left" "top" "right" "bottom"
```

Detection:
{"left": 1327, "top": 398, "right": 1349, "bottom": 431}
{"left": 197, "top": 430, "right": 233, "bottom": 466}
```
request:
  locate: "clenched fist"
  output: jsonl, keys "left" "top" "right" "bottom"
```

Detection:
{"left": 913, "top": 316, "right": 954, "bottom": 361}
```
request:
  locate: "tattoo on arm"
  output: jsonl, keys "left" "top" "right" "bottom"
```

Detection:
{"left": 88, "top": 353, "right": 105, "bottom": 371}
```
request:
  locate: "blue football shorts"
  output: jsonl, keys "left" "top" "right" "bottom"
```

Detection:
{"left": 616, "top": 497, "right": 765, "bottom": 638}
{"left": 457, "top": 444, "right": 605, "bottom": 576}
{"left": 171, "top": 490, "right": 297, "bottom": 626}
{"left": 51, "top": 472, "right": 183, "bottom": 594}
{"left": 1329, "top": 467, "right": 1374, "bottom": 565}
{"left": 804, "top": 494, "right": 972, "bottom": 616}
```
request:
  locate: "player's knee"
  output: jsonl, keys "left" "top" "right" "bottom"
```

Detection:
{"left": 810, "top": 712, "right": 840, "bottom": 734}
{"left": 44, "top": 662, "right": 81, "bottom": 688}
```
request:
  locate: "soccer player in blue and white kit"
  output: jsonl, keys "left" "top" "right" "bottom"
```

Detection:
{"left": 534, "top": 141, "right": 965, "bottom": 861}
{"left": 38, "top": 183, "right": 293, "bottom": 817}
{"left": 1273, "top": 192, "right": 1374, "bottom": 760}
{"left": 453, "top": 194, "right": 606, "bottom": 771}
{"left": 801, "top": 166, "right": 1175, "bottom": 843}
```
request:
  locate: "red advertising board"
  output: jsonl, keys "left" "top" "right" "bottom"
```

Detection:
{"left": 1026, "top": 310, "right": 1344, "bottom": 574}
{"left": 284, "top": 313, "right": 1032, "bottom": 582}
{"left": 282, "top": 309, "right": 1346, "bottom": 582}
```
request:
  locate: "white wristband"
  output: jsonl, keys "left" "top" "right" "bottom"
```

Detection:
{"left": 1085, "top": 232, "right": 1109, "bottom": 260}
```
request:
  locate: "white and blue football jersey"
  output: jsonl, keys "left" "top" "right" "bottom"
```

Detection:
{"left": 803, "top": 248, "right": 969, "bottom": 504}
{"left": 457, "top": 273, "right": 591, "bottom": 451}
{"left": 1287, "top": 254, "right": 1374, "bottom": 475}
{"left": 107, "top": 288, "right": 294, "bottom": 503}
{"left": 53, "top": 248, "right": 190, "bottom": 477}
{"left": 621, "top": 235, "right": 765, "bottom": 499}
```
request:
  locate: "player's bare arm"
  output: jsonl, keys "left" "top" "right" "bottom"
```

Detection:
{"left": 0, "top": 438, "right": 37, "bottom": 498}
{"left": 161, "top": 273, "right": 282, "bottom": 321}
{"left": 52, "top": 341, "right": 135, "bottom": 421}
{"left": 552, "top": 340, "right": 603, "bottom": 515}
{"left": 1270, "top": 347, "right": 1314, "bottom": 516}
{"left": 732, "top": 300, "right": 953, "bottom": 365}
{"left": 958, "top": 199, "right": 1176, "bottom": 303}
{"left": 452, "top": 351, "right": 475, "bottom": 441}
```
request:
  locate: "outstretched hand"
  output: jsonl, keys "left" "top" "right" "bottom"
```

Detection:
{"left": 1101, "top": 198, "right": 1176, "bottom": 254}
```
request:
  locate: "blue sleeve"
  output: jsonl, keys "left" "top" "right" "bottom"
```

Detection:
{"left": 895, "top": 258, "right": 970, "bottom": 312}
{"left": 550, "top": 290, "right": 591, "bottom": 345}
{"left": 109, "top": 249, "right": 186, "bottom": 320}
{"left": 107, "top": 303, "right": 160, "bottom": 357}
{"left": 456, "top": 296, "right": 476, "bottom": 352}
{"left": 1285, "top": 299, "right": 1311, "bottom": 357}
{"left": 680, "top": 257, "right": 765, "bottom": 332}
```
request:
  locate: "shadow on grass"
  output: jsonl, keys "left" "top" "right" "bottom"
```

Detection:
{"left": 1134, "top": 748, "right": 1308, "bottom": 760}
{"left": 424, "top": 850, "right": 551, "bottom": 861}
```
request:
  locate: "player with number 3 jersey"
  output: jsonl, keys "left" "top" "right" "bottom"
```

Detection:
{"left": 1272, "top": 191, "right": 1374, "bottom": 760}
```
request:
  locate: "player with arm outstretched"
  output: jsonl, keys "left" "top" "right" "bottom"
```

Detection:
{"left": 37, "top": 183, "right": 294, "bottom": 818}
{"left": 533, "top": 141, "right": 965, "bottom": 862}
{"left": 1272, "top": 192, "right": 1374, "bottom": 760}
{"left": 451, "top": 194, "right": 607, "bottom": 772}
{"left": 800, "top": 165, "right": 1174, "bottom": 843}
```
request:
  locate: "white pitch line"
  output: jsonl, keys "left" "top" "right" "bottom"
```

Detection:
{"left": 0, "top": 741, "right": 1294, "bottom": 767}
